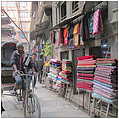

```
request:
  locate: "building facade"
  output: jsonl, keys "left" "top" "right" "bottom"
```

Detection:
{"left": 29, "top": 2, "right": 118, "bottom": 91}
{"left": 50, "top": 1, "right": 118, "bottom": 93}
{"left": 51, "top": 1, "right": 118, "bottom": 60}
{"left": 30, "top": 1, "right": 52, "bottom": 60}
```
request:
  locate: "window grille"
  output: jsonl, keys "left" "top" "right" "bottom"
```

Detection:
{"left": 60, "top": 2, "right": 66, "bottom": 21}
{"left": 72, "top": 1, "right": 79, "bottom": 13}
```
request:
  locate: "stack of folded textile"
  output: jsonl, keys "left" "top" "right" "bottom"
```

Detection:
{"left": 48, "top": 59, "right": 62, "bottom": 81}
{"left": 59, "top": 60, "right": 73, "bottom": 82}
{"left": 76, "top": 56, "right": 96, "bottom": 91}
{"left": 92, "top": 58, "right": 118, "bottom": 103}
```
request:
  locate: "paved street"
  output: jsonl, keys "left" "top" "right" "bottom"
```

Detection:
{"left": 2, "top": 82, "right": 90, "bottom": 118}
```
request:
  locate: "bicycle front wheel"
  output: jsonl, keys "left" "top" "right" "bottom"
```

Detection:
{"left": 29, "top": 93, "right": 41, "bottom": 118}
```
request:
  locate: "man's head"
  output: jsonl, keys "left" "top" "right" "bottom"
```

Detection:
{"left": 16, "top": 42, "right": 24, "bottom": 54}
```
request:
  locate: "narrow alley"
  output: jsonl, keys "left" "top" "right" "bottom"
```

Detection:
{"left": 2, "top": 82, "right": 90, "bottom": 118}
{"left": 1, "top": 1, "right": 118, "bottom": 118}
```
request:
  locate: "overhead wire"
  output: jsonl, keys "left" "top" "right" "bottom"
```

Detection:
{"left": 1, "top": 8, "right": 29, "bottom": 44}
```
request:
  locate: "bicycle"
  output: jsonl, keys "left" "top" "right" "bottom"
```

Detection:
{"left": 16, "top": 71, "right": 41, "bottom": 118}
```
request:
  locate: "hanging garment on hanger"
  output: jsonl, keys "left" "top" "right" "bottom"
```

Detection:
{"left": 68, "top": 24, "right": 74, "bottom": 41}
{"left": 80, "top": 15, "right": 89, "bottom": 41}
{"left": 59, "top": 28, "right": 64, "bottom": 45}
{"left": 93, "top": 9, "right": 103, "bottom": 35}
{"left": 55, "top": 30, "right": 60, "bottom": 46}
{"left": 63, "top": 27, "right": 68, "bottom": 45}
{"left": 73, "top": 23, "right": 80, "bottom": 47}
{"left": 50, "top": 31, "right": 54, "bottom": 44}
{"left": 87, "top": 13, "right": 95, "bottom": 40}
{"left": 68, "top": 24, "right": 74, "bottom": 48}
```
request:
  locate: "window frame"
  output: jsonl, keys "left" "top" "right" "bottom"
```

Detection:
{"left": 59, "top": 1, "right": 67, "bottom": 21}
{"left": 72, "top": 1, "right": 79, "bottom": 14}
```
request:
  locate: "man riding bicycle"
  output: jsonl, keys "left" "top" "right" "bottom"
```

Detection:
{"left": 10, "top": 42, "right": 36, "bottom": 98}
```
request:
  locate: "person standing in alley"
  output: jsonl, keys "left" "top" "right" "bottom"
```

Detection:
{"left": 30, "top": 52, "right": 38, "bottom": 88}
{"left": 10, "top": 42, "right": 25, "bottom": 95}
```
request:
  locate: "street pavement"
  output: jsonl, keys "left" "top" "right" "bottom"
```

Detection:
{"left": 2, "top": 82, "right": 90, "bottom": 118}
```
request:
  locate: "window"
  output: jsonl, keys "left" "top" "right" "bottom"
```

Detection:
{"left": 60, "top": 2, "right": 66, "bottom": 21}
{"left": 72, "top": 1, "right": 79, "bottom": 13}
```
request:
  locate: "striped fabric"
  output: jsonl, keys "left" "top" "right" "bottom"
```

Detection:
{"left": 76, "top": 56, "right": 95, "bottom": 91}
{"left": 59, "top": 60, "right": 73, "bottom": 82}
{"left": 93, "top": 58, "right": 118, "bottom": 103}
{"left": 93, "top": 9, "right": 103, "bottom": 35}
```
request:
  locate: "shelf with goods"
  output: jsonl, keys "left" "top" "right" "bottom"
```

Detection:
{"left": 47, "top": 59, "right": 62, "bottom": 90}
{"left": 91, "top": 58, "right": 118, "bottom": 117}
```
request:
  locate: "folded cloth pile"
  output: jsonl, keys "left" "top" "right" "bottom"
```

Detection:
{"left": 50, "top": 59, "right": 62, "bottom": 70}
{"left": 62, "top": 60, "right": 72, "bottom": 72}
{"left": 48, "top": 59, "right": 62, "bottom": 80}
{"left": 47, "top": 59, "right": 62, "bottom": 90}
{"left": 76, "top": 56, "right": 96, "bottom": 91}
{"left": 59, "top": 60, "right": 73, "bottom": 82}
{"left": 92, "top": 58, "right": 118, "bottom": 103}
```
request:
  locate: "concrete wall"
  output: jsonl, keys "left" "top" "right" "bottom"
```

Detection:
{"left": 108, "top": 1, "right": 118, "bottom": 59}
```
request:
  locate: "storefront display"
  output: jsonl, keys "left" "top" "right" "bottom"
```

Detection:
{"left": 76, "top": 56, "right": 96, "bottom": 91}
{"left": 47, "top": 59, "right": 62, "bottom": 90}
{"left": 92, "top": 58, "right": 118, "bottom": 103}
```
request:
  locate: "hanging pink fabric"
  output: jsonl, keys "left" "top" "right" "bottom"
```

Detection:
{"left": 93, "top": 9, "right": 103, "bottom": 35}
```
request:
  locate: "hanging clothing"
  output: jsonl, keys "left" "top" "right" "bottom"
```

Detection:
{"left": 73, "top": 24, "right": 80, "bottom": 47}
{"left": 63, "top": 28, "right": 68, "bottom": 45}
{"left": 68, "top": 24, "right": 74, "bottom": 48}
{"left": 59, "top": 28, "right": 64, "bottom": 45}
{"left": 50, "top": 31, "right": 56, "bottom": 44}
{"left": 80, "top": 15, "right": 89, "bottom": 41}
{"left": 88, "top": 14, "right": 93, "bottom": 34}
{"left": 68, "top": 24, "right": 74, "bottom": 40}
{"left": 93, "top": 9, "right": 103, "bottom": 35}
{"left": 55, "top": 30, "right": 59, "bottom": 46}
{"left": 87, "top": 13, "right": 95, "bottom": 40}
